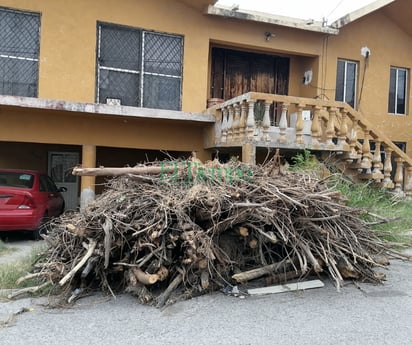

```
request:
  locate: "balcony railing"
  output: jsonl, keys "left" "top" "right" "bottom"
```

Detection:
{"left": 208, "top": 92, "right": 412, "bottom": 196}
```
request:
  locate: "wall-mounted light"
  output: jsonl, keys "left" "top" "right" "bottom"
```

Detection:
{"left": 264, "top": 32, "right": 276, "bottom": 41}
{"left": 303, "top": 70, "right": 313, "bottom": 85}
{"left": 361, "top": 46, "right": 371, "bottom": 58}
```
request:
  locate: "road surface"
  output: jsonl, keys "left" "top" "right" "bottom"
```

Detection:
{"left": 1, "top": 252, "right": 411, "bottom": 345}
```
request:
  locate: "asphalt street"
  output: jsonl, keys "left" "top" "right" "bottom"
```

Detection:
{"left": 1, "top": 254, "right": 412, "bottom": 345}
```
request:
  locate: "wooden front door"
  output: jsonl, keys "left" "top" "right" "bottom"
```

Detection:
{"left": 210, "top": 48, "right": 290, "bottom": 100}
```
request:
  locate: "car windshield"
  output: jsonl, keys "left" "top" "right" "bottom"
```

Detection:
{"left": 0, "top": 172, "right": 34, "bottom": 189}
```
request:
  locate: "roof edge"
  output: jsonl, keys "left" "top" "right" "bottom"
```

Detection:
{"left": 207, "top": 5, "right": 339, "bottom": 35}
{"left": 331, "top": 0, "right": 395, "bottom": 29}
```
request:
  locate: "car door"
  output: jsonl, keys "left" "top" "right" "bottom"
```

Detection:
{"left": 39, "top": 175, "right": 63, "bottom": 217}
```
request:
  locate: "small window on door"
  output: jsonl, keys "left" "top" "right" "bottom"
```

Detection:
{"left": 335, "top": 59, "right": 358, "bottom": 108}
{"left": 388, "top": 66, "right": 408, "bottom": 115}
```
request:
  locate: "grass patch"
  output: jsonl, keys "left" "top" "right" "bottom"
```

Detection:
{"left": 329, "top": 175, "right": 412, "bottom": 243}
{"left": 0, "top": 246, "right": 45, "bottom": 290}
{"left": 289, "top": 150, "right": 412, "bottom": 244}
{"left": 0, "top": 240, "right": 18, "bottom": 257}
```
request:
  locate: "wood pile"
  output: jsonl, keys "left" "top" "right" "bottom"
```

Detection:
{"left": 18, "top": 154, "right": 407, "bottom": 306}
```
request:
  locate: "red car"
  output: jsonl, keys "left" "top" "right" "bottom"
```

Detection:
{"left": 0, "top": 169, "right": 66, "bottom": 239}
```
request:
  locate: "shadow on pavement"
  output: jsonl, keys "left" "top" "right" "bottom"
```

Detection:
{"left": 0, "top": 231, "right": 38, "bottom": 243}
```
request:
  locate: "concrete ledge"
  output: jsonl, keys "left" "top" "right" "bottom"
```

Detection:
{"left": 0, "top": 95, "right": 215, "bottom": 123}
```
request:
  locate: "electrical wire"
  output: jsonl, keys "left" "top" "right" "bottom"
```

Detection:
{"left": 357, "top": 55, "right": 369, "bottom": 111}
{"left": 326, "top": 0, "right": 345, "bottom": 20}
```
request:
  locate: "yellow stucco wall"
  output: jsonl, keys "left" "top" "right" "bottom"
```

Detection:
{"left": 0, "top": 0, "right": 324, "bottom": 111}
{"left": 0, "top": 106, "right": 208, "bottom": 153}
{"left": 325, "top": 12, "right": 412, "bottom": 155}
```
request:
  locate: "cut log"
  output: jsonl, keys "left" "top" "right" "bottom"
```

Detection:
{"left": 72, "top": 166, "right": 164, "bottom": 176}
{"left": 58, "top": 239, "right": 96, "bottom": 286}
{"left": 248, "top": 239, "right": 258, "bottom": 249}
{"left": 81, "top": 257, "right": 98, "bottom": 278}
{"left": 131, "top": 267, "right": 160, "bottom": 285}
{"left": 265, "top": 270, "right": 304, "bottom": 285}
{"left": 66, "top": 223, "right": 85, "bottom": 237}
{"left": 337, "top": 259, "right": 360, "bottom": 279}
{"left": 155, "top": 266, "right": 169, "bottom": 282}
{"left": 156, "top": 274, "right": 183, "bottom": 308}
{"left": 238, "top": 226, "right": 249, "bottom": 237}
{"left": 198, "top": 259, "right": 208, "bottom": 270}
{"left": 102, "top": 218, "right": 113, "bottom": 269}
{"left": 232, "top": 259, "right": 294, "bottom": 283}
{"left": 200, "top": 270, "right": 209, "bottom": 289}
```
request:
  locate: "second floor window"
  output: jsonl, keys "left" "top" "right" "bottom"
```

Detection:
{"left": 388, "top": 66, "right": 408, "bottom": 115}
{"left": 96, "top": 22, "right": 183, "bottom": 110}
{"left": 0, "top": 7, "right": 40, "bottom": 97}
{"left": 335, "top": 59, "right": 358, "bottom": 109}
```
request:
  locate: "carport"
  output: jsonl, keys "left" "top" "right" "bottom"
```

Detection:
{"left": 0, "top": 95, "right": 215, "bottom": 209}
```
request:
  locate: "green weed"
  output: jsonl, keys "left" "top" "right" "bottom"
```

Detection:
{"left": 289, "top": 150, "right": 412, "bottom": 244}
{"left": 290, "top": 149, "right": 320, "bottom": 171}
{"left": 329, "top": 175, "right": 412, "bottom": 243}
{"left": 0, "top": 240, "right": 17, "bottom": 257}
{"left": 0, "top": 246, "right": 45, "bottom": 290}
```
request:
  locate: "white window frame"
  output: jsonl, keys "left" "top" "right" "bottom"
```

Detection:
{"left": 388, "top": 66, "right": 408, "bottom": 115}
{"left": 336, "top": 59, "right": 358, "bottom": 109}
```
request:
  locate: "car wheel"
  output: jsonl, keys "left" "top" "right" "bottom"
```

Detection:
{"left": 31, "top": 214, "right": 50, "bottom": 241}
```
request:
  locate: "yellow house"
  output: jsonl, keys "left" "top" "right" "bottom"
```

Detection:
{"left": 0, "top": 0, "right": 411, "bottom": 209}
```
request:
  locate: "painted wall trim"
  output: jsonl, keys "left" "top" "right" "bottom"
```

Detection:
{"left": 0, "top": 95, "right": 216, "bottom": 123}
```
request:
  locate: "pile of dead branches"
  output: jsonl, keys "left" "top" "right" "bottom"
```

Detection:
{"left": 15, "top": 155, "right": 407, "bottom": 306}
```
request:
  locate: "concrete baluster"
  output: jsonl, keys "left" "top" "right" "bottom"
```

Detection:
{"left": 311, "top": 106, "right": 322, "bottom": 148}
{"left": 325, "top": 107, "right": 337, "bottom": 148}
{"left": 233, "top": 103, "right": 240, "bottom": 140}
{"left": 278, "top": 102, "right": 289, "bottom": 143}
{"left": 295, "top": 104, "right": 304, "bottom": 145}
{"left": 221, "top": 107, "right": 228, "bottom": 143}
{"left": 262, "top": 102, "right": 271, "bottom": 141}
{"left": 382, "top": 147, "right": 393, "bottom": 188}
{"left": 348, "top": 119, "right": 359, "bottom": 159}
{"left": 227, "top": 105, "right": 234, "bottom": 142}
{"left": 393, "top": 157, "right": 404, "bottom": 195}
{"left": 361, "top": 130, "right": 372, "bottom": 172}
{"left": 404, "top": 166, "right": 412, "bottom": 196}
{"left": 338, "top": 108, "right": 349, "bottom": 149}
{"left": 239, "top": 101, "right": 247, "bottom": 139}
{"left": 246, "top": 100, "right": 255, "bottom": 139}
{"left": 372, "top": 140, "right": 383, "bottom": 177}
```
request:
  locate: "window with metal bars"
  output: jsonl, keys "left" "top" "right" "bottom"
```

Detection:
{"left": 0, "top": 7, "right": 40, "bottom": 97}
{"left": 96, "top": 22, "right": 183, "bottom": 110}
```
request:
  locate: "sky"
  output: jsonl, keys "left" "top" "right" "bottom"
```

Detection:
{"left": 215, "top": 0, "right": 377, "bottom": 24}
